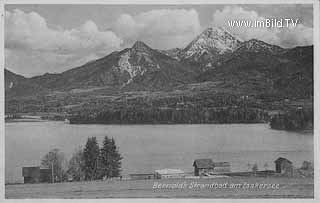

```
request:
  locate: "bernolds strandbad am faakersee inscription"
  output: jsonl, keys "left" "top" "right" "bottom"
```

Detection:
{"left": 4, "top": 2, "right": 315, "bottom": 199}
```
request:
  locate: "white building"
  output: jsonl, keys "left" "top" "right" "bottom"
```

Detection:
{"left": 154, "top": 168, "right": 185, "bottom": 179}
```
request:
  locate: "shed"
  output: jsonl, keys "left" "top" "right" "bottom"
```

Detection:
{"left": 193, "top": 159, "right": 214, "bottom": 176}
{"left": 154, "top": 168, "right": 184, "bottom": 179}
{"left": 274, "top": 157, "right": 293, "bottom": 174}
{"left": 22, "top": 167, "right": 40, "bottom": 183}
{"left": 301, "top": 161, "right": 313, "bottom": 171}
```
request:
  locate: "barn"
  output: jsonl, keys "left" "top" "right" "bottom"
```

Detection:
{"left": 193, "top": 159, "right": 214, "bottom": 176}
{"left": 22, "top": 167, "right": 40, "bottom": 184}
{"left": 22, "top": 166, "right": 52, "bottom": 183}
{"left": 193, "top": 159, "right": 231, "bottom": 176}
{"left": 274, "top": 157, "right": 293, "bottom": 175}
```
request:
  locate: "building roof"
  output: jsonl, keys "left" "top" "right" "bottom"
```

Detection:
{"left": 274, "top": 157, "right": 292, "bottom": 164}
{"left": 213, "top": 162, "right": 231, "bottom": 167}
{"left": 155, "top": 168, "right": 184, "bottom": 175}
{"left": 193, "top": 159, "right": 214, "bottom": 168}
{"left": 22, "top": 166, "right": 40, "bottom": 177}
{"left": 40, "top": 168, "right": 51, "bottom": 174}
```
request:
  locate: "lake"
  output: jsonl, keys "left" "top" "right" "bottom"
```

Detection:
{"left": 5, "top": 121, "right": 313, "bottom": 183}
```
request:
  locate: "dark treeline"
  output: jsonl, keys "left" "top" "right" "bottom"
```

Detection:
{"left": 6, "top": 89, "right": 313, "bottom": 130}
{"left": 69, "top": 106, "right": 269, "bottom": 124}
{"left": 67, "top": 92, "right": 272, "bottom": 124}
{"left": 270, "top": 108, "right": 313, "bottom": 131}
{"left": 5, "top": 91, "right": 268, "bottom": 114}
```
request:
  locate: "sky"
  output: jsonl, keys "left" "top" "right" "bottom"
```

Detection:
{"left": 4, "top": 4, "right": 314, "bottom": 77}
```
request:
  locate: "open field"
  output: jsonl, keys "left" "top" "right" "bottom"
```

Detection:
{"left": 5, "top": 176, "right": 313, "bottom": 198}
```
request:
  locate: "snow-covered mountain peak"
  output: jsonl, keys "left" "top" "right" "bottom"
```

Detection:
{"left": 182, "top": 27, "right": 242, "bottom": 60}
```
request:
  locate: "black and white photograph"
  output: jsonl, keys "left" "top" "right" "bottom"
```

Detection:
{"left": 2, "top": 0, "right": 319, "bottom": 200}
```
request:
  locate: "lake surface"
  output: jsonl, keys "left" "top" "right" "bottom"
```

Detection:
{"left": 5, "top": 121, "right": 313, "bottom": 183}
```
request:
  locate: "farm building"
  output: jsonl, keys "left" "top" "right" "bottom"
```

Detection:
{"left": 22, "top": 166, "right": 52, "bottom": 184}
{"left": 193, "top": 159, "right": 214, "bottom": 176}
{"left": 274, "top": 157, "right": 293, "bottom": 175}
{"left": 22, "top": 167, "right": 40, "bottom": 184}
{"left": 212, "top": 162, "right": 231, "bottom": 173}
{"left": 193, "top": 159, "right": 231, "bottom": 176}
{"left": 301, "top": 161, "right": 313, "bottom": 170}
{"left": 129, "top": 173, "right": 155, "bottom": 180}
{"left": 154, "top": 169, "right": 185, "bottom": 179}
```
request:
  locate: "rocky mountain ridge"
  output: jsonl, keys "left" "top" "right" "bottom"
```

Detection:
{"left": 5, "top": 27, "right": 313, "bottom": 100}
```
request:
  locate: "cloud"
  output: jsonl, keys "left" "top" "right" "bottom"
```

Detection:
{"left": 113, "top": 9, "right": 201, "bottom": 49}
{"left": 5, "top": 8, "right": 201, "bottom": 76}
{"left": 5, "top": 9, "right": 123, "bottom": 76}
{"left": 212, "top": 6, "right": 313, "bottom": 47}
{"left": 5, "top": 9, "right": 123, "bottom": 54}
{"left": 278, "top": 24, "right": 313, "bottom": 47}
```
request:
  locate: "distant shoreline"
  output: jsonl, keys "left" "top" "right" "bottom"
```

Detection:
{"left": 5, "top": 119, "right": 314, "bottom": 135}
{"left": 5, "top": 119, "right": 46, "bottom": 123}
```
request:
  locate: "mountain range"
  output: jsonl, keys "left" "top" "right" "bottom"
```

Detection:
{"left": 5, "top": 26, "right": 313, "bottom": 102}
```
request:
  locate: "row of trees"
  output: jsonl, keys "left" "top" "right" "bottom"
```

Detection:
{"left": 270, "top": 108, "right": 313, "bottom": 130}
{"left": 70, "top": 107, "right": 269, "bottom": 124}
{"left": 41, "top": 136, "right": 122, "bottom": 182}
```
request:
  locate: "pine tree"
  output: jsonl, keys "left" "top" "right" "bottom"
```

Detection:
{"left": 99, "top": 136, "right": 112, "bottom": 178}
{"left": 99, "top": 136, "right": 122, "bottom": 179}
{"left": 110, "top": 138, "right": 122, "bottom": 177}
{"left": 83, "top": 137, "right": 100, "bottom": 180}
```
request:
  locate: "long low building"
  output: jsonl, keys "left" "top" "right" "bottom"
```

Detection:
{"left": 154, "top": 169, "right": 185, "bottom": 179}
